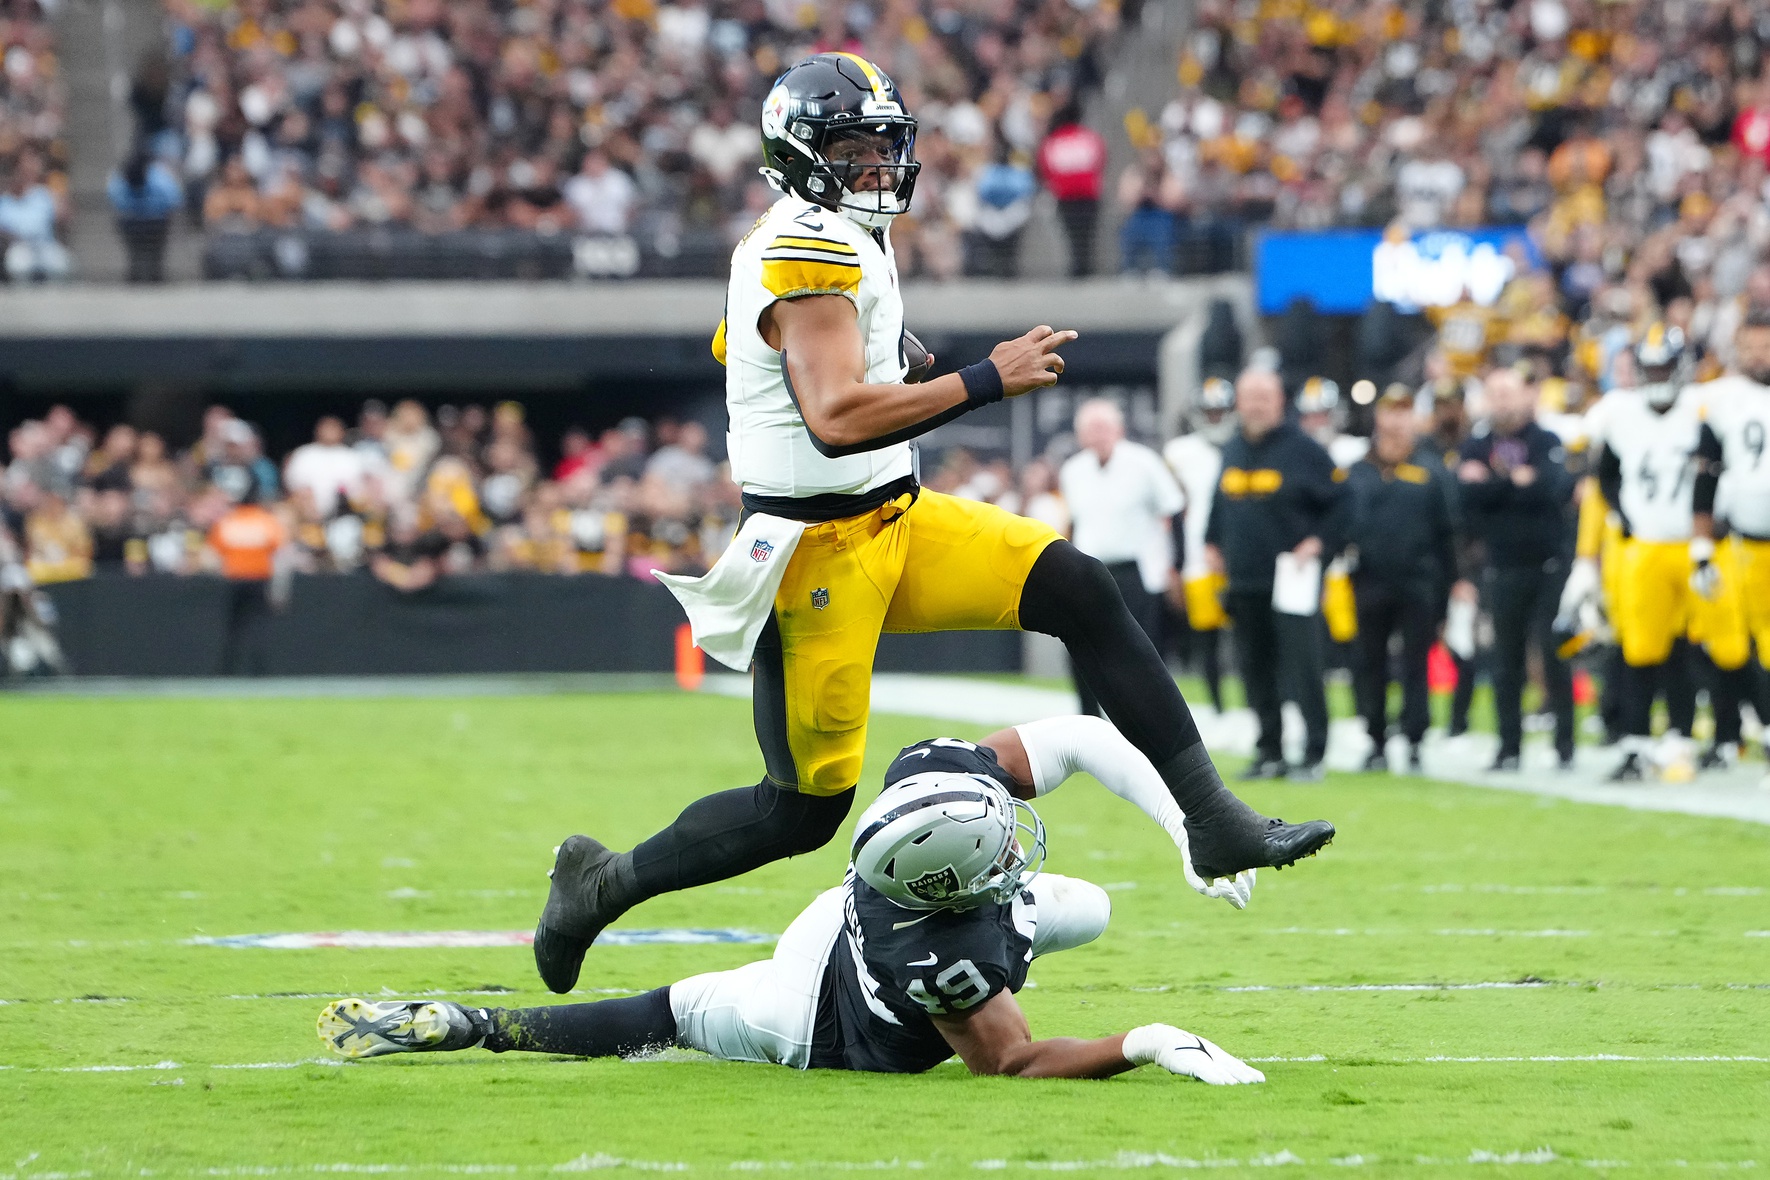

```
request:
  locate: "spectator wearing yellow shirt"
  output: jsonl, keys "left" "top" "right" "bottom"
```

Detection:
{"left": 25, "top": 492, "right": 92, "bottom": 584}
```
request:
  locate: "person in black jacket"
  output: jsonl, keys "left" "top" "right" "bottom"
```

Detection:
{"left": 1343, "top": 390, "right": 1458, "bottom": 773}
{"left": 1456, "top": 367, "right": 1577, "bottom": 770}
{"left": 1205, "top": 367, "right": 1346, "bottom": 779}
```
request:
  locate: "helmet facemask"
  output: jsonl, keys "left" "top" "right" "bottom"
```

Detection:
{"left": 766, "top": 120, "right": 920, "bottom": 231}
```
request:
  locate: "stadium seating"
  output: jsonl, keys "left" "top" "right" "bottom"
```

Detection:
{"left": 0, "top": 0, "right": 69, "bottom": 281}
{"left": 158, "top": 0, "right": 1117, "bottom": 279}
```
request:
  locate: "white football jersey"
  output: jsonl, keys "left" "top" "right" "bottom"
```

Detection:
{"left": 714, "top": 195, "right": 913, "bottom": 500}
{"left": 1162, "top": 433, "right": 1222, "bottom": 578}
{"left": 1689, "top": 375, "right": 1770, "bottom": 538}
{"left": 1582, "top": 386, "right": 1703, "bottom": 542}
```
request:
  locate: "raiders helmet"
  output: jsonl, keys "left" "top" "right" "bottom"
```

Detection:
{"left": 851, "top": 771, "right": 1046, "bottom": 911}
{"left": 760, "top": 53, "right": 920, "bottom": 231}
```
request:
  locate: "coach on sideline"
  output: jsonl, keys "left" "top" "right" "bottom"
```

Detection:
{"left": 1342, "top": 388, "right": 1458, "bottom": 773}
{"left": 1060, "top": 398, "right": 1184, "bottom": 717}
{"left": 1204, "top": 367, "right": 1346, "bottom": 780}
{"left": 1456, "top": 367, "right": 1577, "bottom": 771}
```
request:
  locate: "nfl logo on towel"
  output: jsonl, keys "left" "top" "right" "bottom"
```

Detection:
{"left": 750, "top": 539, "right": 775, "bottom": 562}
{"left": 811, "top": 587, "right": 830, "bottom": 611}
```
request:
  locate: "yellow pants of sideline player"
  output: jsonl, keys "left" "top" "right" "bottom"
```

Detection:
{"left": 1610, "top": 538, "right": 1694, "bottom": 668}
{"left": 755, "top": 489, "right": 1060, "bottom": 795}
{"left": 1694, "top": 536, "right": 1770, "bottom": 672}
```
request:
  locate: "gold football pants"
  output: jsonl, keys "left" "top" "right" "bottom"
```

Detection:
{"left": 753, "top": 490, "right": 1061, "bottom": 795}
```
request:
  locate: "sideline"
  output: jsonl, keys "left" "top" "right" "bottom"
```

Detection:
{"left": 705, "top": 674, "right": 1770, "bottom": 826}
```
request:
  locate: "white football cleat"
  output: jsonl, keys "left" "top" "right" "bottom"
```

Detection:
{"left": 1123, "top": 1024, "right": 1266, "bottom": 1085}
{"left": 317, "top": 998, "right": 487, "bottom": 1059}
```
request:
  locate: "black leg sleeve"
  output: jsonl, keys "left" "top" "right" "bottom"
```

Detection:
{"left": 1664, "top": 640, "right": 1698, "bottom": 737}
{"left": 484, "top": 987, "right": 677, "bottom": 1057}
{"left": 1020, "top": 541, "right": 1282, "bottom": 879}
{"left": 1018, "top": 541, "right": 1203, "bottom": 770}
{"left": 627, "top": 780, "right": 854, "bottom": 900}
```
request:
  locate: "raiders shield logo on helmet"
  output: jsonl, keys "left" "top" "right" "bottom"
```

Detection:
{"left": 811, "top": 587, "right": 830, "bottom": 610}
{"left": 905, "top": 866, "right": 962, "bottom": 903}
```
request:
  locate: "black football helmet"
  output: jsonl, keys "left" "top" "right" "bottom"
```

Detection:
{"left": 760, "top": 53, "right": 920, "bottom": 230}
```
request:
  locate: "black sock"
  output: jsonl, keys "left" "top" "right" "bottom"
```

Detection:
{"left": 484, "top": 987, "right": 677, "bottom": 1056}
{"left": 626, "top": 779, "right": 854, "bottom": 900}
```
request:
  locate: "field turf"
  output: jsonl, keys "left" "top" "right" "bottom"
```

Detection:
{"left": 2, "top": 691, "right": 1767, "bottom": 1177}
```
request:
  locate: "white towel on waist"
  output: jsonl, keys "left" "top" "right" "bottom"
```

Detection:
{"left": 655, "top": 513, "right": 806, "bottom": 671}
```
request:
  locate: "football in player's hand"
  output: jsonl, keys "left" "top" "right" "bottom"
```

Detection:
{"left": 902, "top": 329, "right": 933, "bottom": 384}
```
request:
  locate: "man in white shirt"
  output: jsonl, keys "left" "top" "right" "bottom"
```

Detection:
{"left": 1060, "top": 398, "right": 1184, "bottom": 716}
{"left": 564, "top": 151, "right": 638, "bottom": 236}
{"left": 284, "top": 417, "right": 364, "bottom": 519}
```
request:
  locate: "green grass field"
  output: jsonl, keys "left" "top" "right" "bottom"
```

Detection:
{"left": 2, "top": 691, "right": 1768, "bottom": 1178}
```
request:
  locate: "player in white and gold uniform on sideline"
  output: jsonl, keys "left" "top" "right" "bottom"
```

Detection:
{"left": 1687, "top": 308, "right": 1770, "bottom": 777}
{"left": 1568, "top": 327, "right": 1704, "bottom": 781}
{"left": 1163, "top": 376, "right": 1235, "bottom": 713}
{"left": 529, "top": 54, "right": 1334, "bottom": 995}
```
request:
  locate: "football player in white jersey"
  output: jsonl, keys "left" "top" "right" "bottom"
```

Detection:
{"left": 1162, "top": 376, "right": 1236, "bottom": 712}
{"left": 1580, "top": 326, "right": 1704, "bottom": 780}
{"left": 1689, "top": 308, "right": 1770, "bottom": 770}
{"left": 529, "top": 54, "right": 1334, "bottom": 994}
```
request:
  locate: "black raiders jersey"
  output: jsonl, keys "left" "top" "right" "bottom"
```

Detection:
{"left": 807, "top": 738, "right": 1037, "bottom": 1073}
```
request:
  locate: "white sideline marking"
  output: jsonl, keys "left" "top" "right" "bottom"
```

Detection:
{"left": 7, "top": 1054, "right": 1767, "bottom": 1076}
{"left": 710, "top": 673, "right": 1770, "bottom": 826}
{"left": 185, "top": 929, "right": 773, "bottom": 950}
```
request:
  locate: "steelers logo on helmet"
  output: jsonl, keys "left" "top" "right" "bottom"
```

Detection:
{"left": 758, "top": 53, "right": 921, "bottom": 231}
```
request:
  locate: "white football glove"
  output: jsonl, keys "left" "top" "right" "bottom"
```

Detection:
{"left": 1123, "top": 1024, "right": 1266, "bottom": 1085}
{"left": 1167, "top": 812, "right": 1256, "bottom": 910}
{"left": 1556, "top": 556, "right": 1600, "bottom": 630}
{"left": 1690, "top": 537, "right": 1720, "bottom": 601}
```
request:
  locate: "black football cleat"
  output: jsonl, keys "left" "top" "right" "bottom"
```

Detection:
{"left": 1608, "top": 752, "right": 1645, "bottom": 783}
{"left": 1239, "top": 758, "right": 1289, "bottom": 781}
{"left": 1361, "top": 750, "right": 1390, "bottom": 773}
{"left": 1407, "top": 744, "right": 1424, "bottom": 774}
{"left": 1489, "top": 753, "right": 1521, "bottom": 773}
{"left": 1189, "top": 813, "right": 1335, "bottom": 881}
{"left": 1696, "top": 745, "right": 1734, "bottom": 772}
{"left": 534, "top": 835, "right": 633, "bottom": 994}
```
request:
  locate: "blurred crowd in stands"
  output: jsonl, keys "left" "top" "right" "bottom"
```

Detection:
{"left": 147, "top": 0, "right": 1118, "bottom": 279}
{"left": 1128, "top": 0, "right": 1770, "bottom": 279}
{"left": 0, "top": 0, "right": 68, "bottom": 281}
{"left": 0, "top": 401, "right": 750, "bottom": 591}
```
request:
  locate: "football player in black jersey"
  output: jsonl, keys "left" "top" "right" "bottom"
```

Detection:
{"left": 317, "top": 717, "right": 1272, "bottom": 1083}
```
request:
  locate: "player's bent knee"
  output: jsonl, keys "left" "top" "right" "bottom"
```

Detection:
{"left": 1019, "top": 542, "right": 1124, "bottom": 637}
{"left": 1029, "top": 873, "right": 1112, "bottom": 958}
{"left": 773, "top": 784, "right": 856, "bottom": 856}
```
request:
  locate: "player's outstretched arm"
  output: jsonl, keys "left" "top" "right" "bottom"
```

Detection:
{"left": 980, "top": 717, "right": 1256, "bottom": 909}
{"left": 932, "top": 991, "right": 1264, "bottom": 1084}
{"left": 765, "top": 294, "right": 1075, "bottom": 452}
{"left": 932, "top": 988, "right": 1135, "bottom": 1079}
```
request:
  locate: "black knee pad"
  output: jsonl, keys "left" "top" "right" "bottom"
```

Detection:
{"left": 763, "top": 783, "right": 855, "bottom": 856}
{"left": 1019, "top": 541, "right": 1122, "bottom": 637}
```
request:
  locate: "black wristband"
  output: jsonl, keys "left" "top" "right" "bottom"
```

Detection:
{"left": 958, "top": 359, "right": 1005, "bottom": 408}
